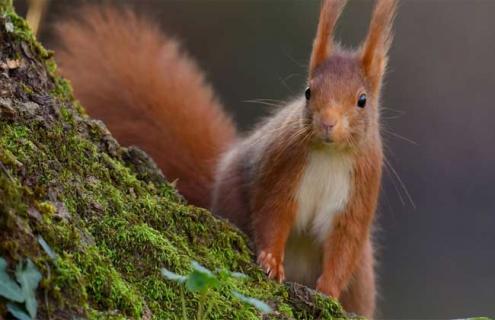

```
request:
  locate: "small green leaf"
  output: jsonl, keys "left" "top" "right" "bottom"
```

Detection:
{"left": 185, "top": 270, "right": 218, "bottom": 293}
{"left": 37, "top": 235, "right": 57, "bottom": 260}
{"left": 185, "top": 261, "right": 218, "bottom": 293}
{"left": 6, "top": 303, "right": 32, "bottom": 320}
{"left": 15, "top": 259, "right": 42, "bottom": 319}
{"left": 232, "top": 291, "right": 273, "bottom": 314}
{"left": 0, "top": 257, "right": 24, "bottom": 302}
{"left": 161, "top": 268, "right": 186, "bottom": 283}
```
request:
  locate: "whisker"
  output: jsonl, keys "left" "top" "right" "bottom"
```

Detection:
{"left": 279, "top": 73, "right": 302, "bottom": 91}
{"left": 380, "top": 107, "right": 406, "bottom": 114}
{"left": 380, "top": 115, "right": 404, "bottom": 120}
{"left": 283, "top": 50, "right": 307, "bottom": 69}
{"left": 242, "top": 99, "right": 284, "bottom": 108}
{"left": 382, "top": 129, "right": 418, "bottom": 145}
{"left": 383, "top": 160, "right": 405, "bottom": 206}
{"left": 383, "top": 157, "right": 415, "bottom": 208}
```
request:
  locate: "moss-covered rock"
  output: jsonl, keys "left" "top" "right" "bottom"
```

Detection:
{"left": 0, "top": 2, "right": 348, "bottom": 319}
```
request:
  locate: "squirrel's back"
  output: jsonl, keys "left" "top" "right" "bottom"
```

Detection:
{"left": 54, "top": 6, "right": 236, "bottom": 207}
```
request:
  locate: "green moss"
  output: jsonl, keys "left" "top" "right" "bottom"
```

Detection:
{"left": 0, "top": 2, "right": 347, "bottom": 319}
{"left": 1, "top": 2, "right": 51, "bottom": 59}
{"left": 36, "top": 201, "right": 56, "bottom": 216}
{"left": 20, "top": 83, "right": 34, "bottom": 95}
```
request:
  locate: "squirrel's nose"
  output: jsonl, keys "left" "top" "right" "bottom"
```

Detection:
{"left": 320, "top": 120, "right": 336, "bottom": 133}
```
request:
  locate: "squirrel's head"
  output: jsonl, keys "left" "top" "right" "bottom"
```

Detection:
{"left": 305, "top": 0, "right": 397, "bottom": 150}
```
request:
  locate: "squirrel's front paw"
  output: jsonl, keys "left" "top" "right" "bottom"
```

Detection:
{"left": 316, "top": 275, "right": 339, "bottom": 299}
{"left": 257, "top": 250, "right": 285, "bottom": 283}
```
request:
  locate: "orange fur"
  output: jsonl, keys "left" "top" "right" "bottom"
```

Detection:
{"left": 251, "top": 126, "right": 310, "bottom": 282}
{"left": 361, "top": 0, "right": 397, "bottom": 92}
{"left": 310, "top": 0, "right": 347, "bottom": 75}
{"left": 54, "top": 6, "right": 236, "bottom": 208}
{"left": 340, "top": 238, "right": 376, "bottom": 319}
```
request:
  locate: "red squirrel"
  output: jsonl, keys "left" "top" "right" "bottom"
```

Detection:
{"left": 55, "top": 0, "right": 397, "bottom": 317}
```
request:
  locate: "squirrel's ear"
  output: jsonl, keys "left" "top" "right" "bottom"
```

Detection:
{"left": 309, "top": 0, "right": 347, "bottom": 77}
{"left": 361, "top": 0, "right": 397, "bottom": 92}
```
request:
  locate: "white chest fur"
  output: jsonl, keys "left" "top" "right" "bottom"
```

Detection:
{"left": 285, "top": 149, "right": 353, "bottom": 285}
{"left": 294, "top": 149, "right": 353, "bottom": 243}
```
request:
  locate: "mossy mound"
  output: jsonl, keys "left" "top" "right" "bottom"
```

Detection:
{"left": 0, "top": 2, "right": 347, "bottom": 319}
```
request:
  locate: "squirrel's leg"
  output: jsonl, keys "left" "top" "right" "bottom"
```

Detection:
{"left": 250, "top": 144, "right": 307, "bottom": 283}
{"left": 340, "top": 238, "right": 376, "bottom": 319}
{"left": 316, "top": 210, "right": 370, "bottom": 298}
{"left": 252, "top": 198, "right": 298, "bottom": 283}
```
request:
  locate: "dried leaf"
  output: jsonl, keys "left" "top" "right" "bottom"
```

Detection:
{"left": 27, "top": 207, "right": 41, "bottom": 221}
{"left": 6, "top": 59, "right": 20, "bottom": 69}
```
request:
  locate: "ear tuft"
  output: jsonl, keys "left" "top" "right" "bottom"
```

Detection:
{"left": 361, "top": 0, "right": 398, "bottom": 92}
{"left": 309, "top": 0, "right": 348, "bottom": 77}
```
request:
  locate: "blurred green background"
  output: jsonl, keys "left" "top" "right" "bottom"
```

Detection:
{"left": 14, "top": 0, "right": 495, "bottom": 318}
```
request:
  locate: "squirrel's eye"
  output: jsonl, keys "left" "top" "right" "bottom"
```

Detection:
{"left": 305, "top": 87, "right": 311, "bottom": 100}
{"left": 357, "top": 94, "right": 367, "bottom": 108}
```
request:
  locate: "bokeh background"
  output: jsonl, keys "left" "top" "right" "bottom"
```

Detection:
{"left": 14, "top": 0, "right": 495, "bottom": 318}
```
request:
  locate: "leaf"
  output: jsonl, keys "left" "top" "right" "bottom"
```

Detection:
{"left": 191, "top": 261, "right": 213, "bottom": 276}
{"left": 232, "top": 291, "right": 273, "bottom": 314}
{"left": 37, "top": 235, "right": 57, "bottom": 260}
{"left": 5, "top": 21, "right": 14, "bottom": 33}
{"left": 6, "top": 303, "right": 32, "bottom": 320}
{"left": 15, "top": 259, "right": 42, "bottom": 319}
{"left": 185, "top": 263, "right": 219, "bottom": 293}
{"left": 229, "top": 271, "right": 249, "bottom": 279}
{"left": 0, "top": 257, "right": 24, "bottom": 302}
{"left": 160, "top": 268, "right": 186, "bottom": 283}
{"left": 185, "top": 261, "right": 218, "bottom": 293}
{"left": 6, "top": 59, "right": 20, "bottom": 69}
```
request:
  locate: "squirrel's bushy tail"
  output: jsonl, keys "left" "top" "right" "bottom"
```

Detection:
{"left": 54, "top": 6, "right": 236, "bottom": 208}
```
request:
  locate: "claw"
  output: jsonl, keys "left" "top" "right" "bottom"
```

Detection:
{"left": 257, "top": 250, "right": 285, "bottom": 282}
